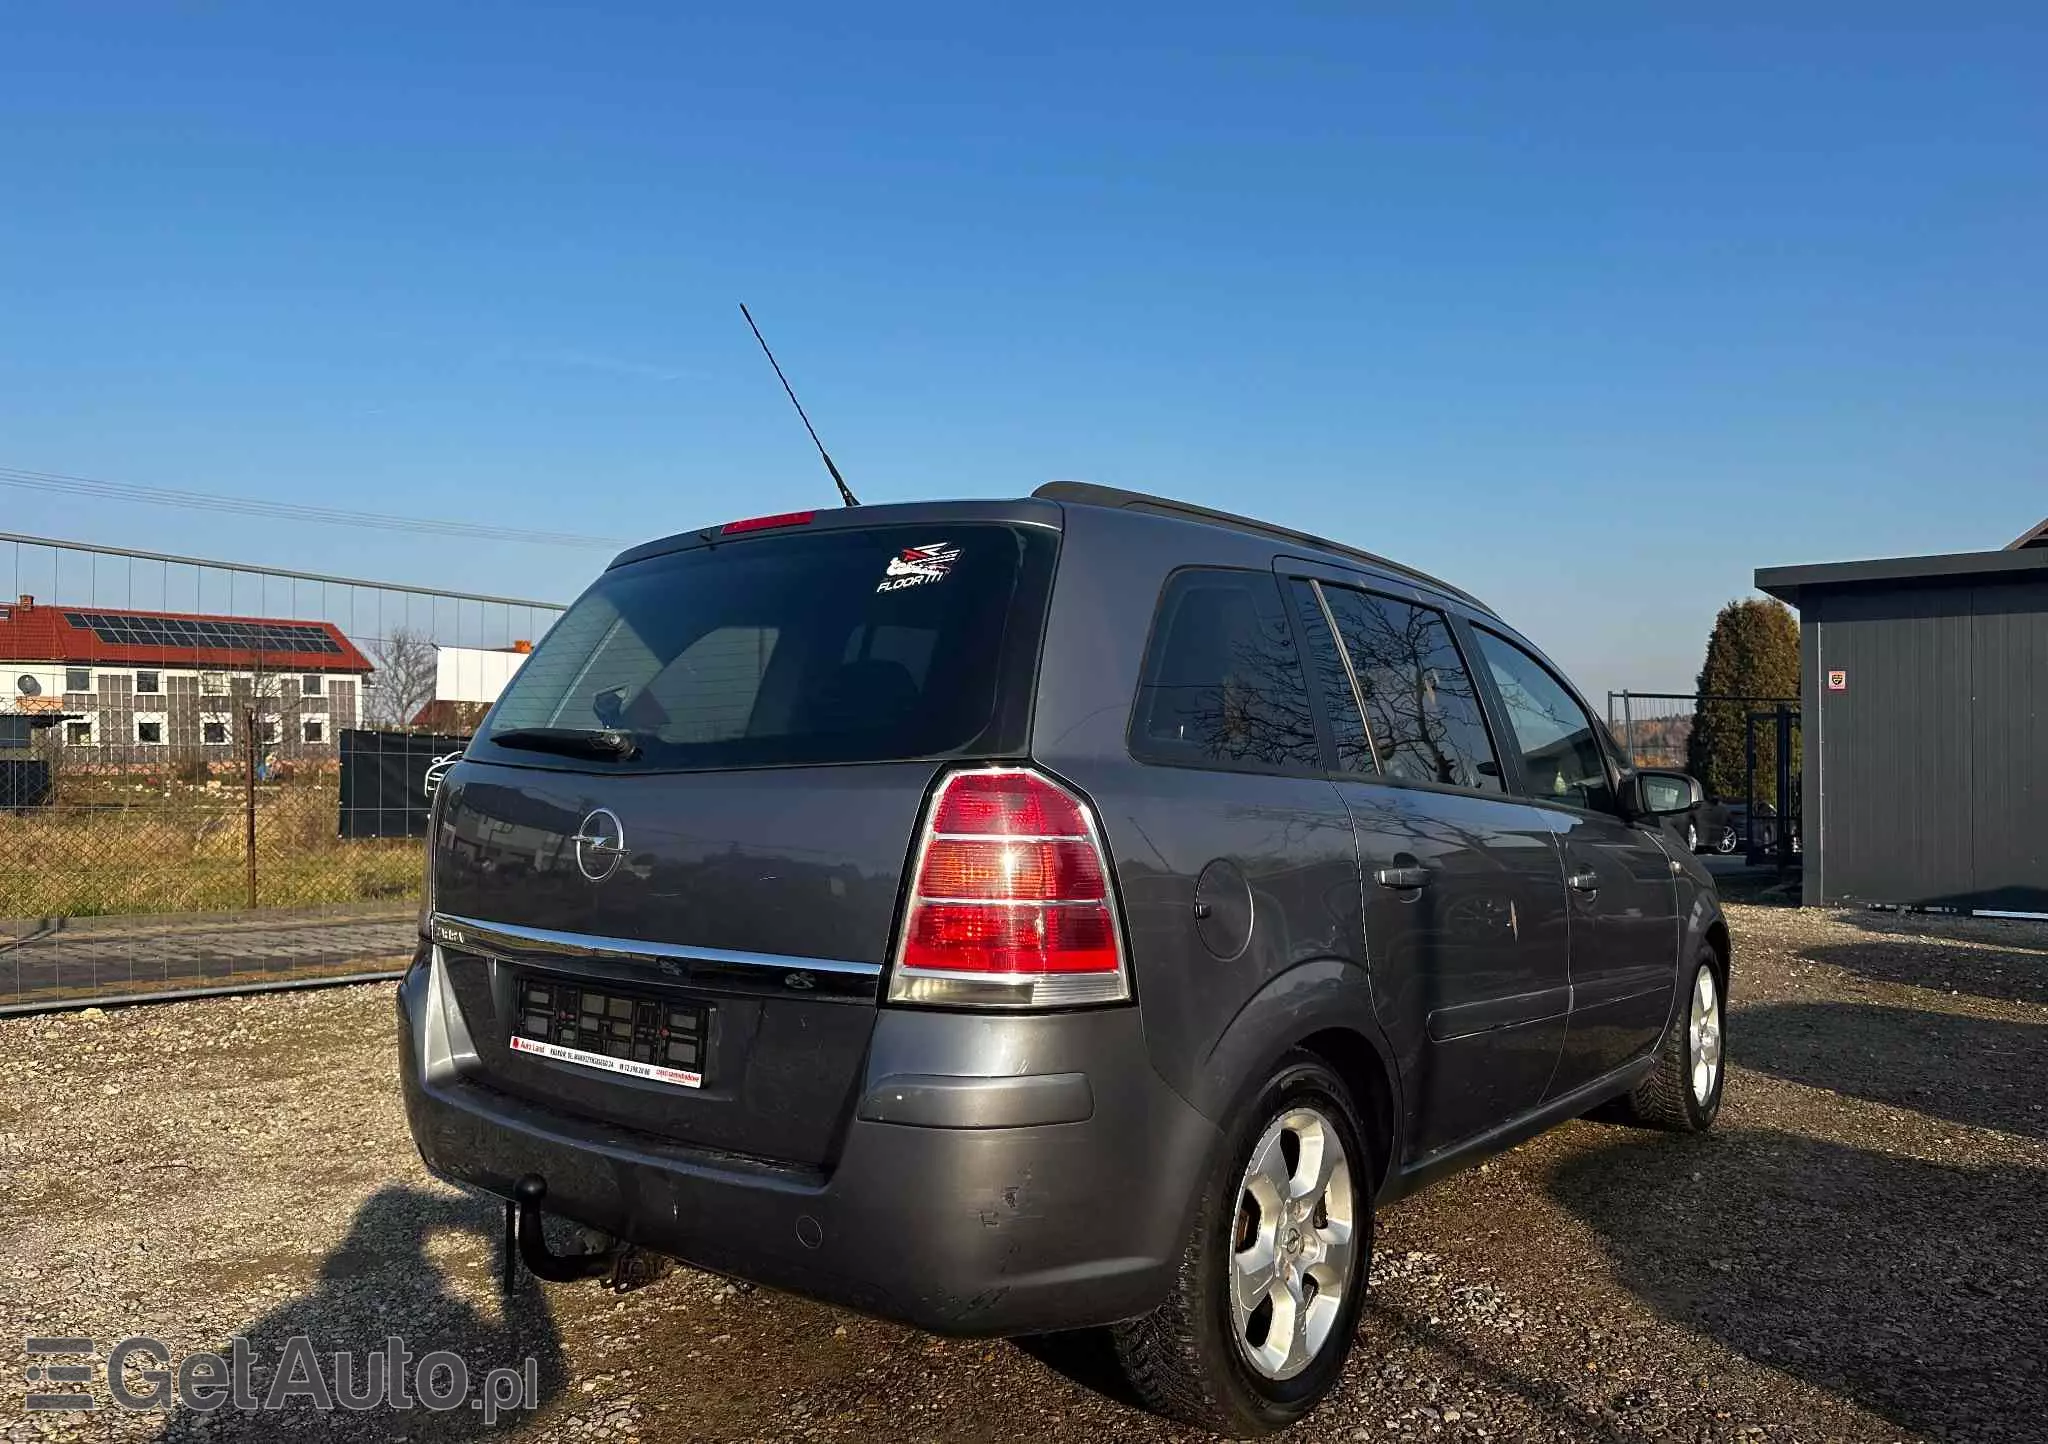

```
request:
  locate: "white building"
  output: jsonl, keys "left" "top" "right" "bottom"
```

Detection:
{"left": 0, "top": 595, "right": 370, "bottom": 754}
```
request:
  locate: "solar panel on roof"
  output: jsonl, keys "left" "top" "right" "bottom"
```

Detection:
{"left": 61, "top": 611, "right": 347, "bottom": 660}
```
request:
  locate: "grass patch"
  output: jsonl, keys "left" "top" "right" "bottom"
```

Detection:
{"left": 2, "top": 781, "right": 422, "bottom": 919}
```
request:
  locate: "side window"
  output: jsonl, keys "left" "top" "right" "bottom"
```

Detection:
{"left": 1130, "top": 568, "right": 1322, "bottom": 775}
{"left": 1471, "top": 629, "right": 1617, "bottom": 813}
{"left": 1320, "top": 587, "right": 1501, "bottom": 792}
{"left": 1288, "top": 580, "right": 1373, "bottom": 774}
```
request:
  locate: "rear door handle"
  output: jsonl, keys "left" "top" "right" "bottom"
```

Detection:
{"left": 1374, "top": 866, "right": 1429, "bottom": 890}
{"left": 1567, "top": 869, "right": 1599, "bottom": 893}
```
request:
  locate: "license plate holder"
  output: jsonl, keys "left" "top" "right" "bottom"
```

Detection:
{"left": 509, "top": 976, "right": 709, "bottom": 1090}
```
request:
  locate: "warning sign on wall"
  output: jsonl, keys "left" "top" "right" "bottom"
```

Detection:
{"left": 1827, "top": 670, "right": 1847, "bottom": 692}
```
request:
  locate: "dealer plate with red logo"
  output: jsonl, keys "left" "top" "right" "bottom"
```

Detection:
{"left": 509, "top": 978, "right": 708, "bottom": 1089}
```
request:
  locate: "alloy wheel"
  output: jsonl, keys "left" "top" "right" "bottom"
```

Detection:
{"left": 1688, "top": 965, "right": 1723, "bottom": 1104}
{"left": 1228, "top": 1106, "right": 1356, "bottom": 1381}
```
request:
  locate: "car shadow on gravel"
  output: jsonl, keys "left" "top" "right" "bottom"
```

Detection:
{"left": 1551, "top": 1127, "right": 2047, "bottom": 1444}
{"left": 1741, "top": 1000, "right": 2048, "bottom": 1140}
{"left": 1008, "top": 1329, "right": 1149, "bottom": 1412}
{"left": 1800, "top": 938, "right": 2048, "bottom": 1007}
{"left": 1010, "top": 1302, "right": 1649, "bottom": 1442}
{"left": 151, "top": 1185, "right": 567, "bottom": 1440}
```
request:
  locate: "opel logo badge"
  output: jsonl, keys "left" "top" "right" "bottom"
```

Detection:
{"left": 571, "top": 808, "right": 628, "bottom": 882}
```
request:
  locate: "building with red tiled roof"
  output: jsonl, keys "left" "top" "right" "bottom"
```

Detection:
{"left": 0, "top": 594, "right": 371, "bottom": 754}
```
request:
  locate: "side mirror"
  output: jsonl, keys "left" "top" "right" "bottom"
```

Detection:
{"left": 1630, "top": 769, "right": 1703, "bottom": 817}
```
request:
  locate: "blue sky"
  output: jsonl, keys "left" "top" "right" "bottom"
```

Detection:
{"left": 2, "top": 3, "right": 2043, "bottom": 698}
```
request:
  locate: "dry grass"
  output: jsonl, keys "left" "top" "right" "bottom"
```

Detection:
{"left": 0, "top": 781, "right": 421, "bottom": 920}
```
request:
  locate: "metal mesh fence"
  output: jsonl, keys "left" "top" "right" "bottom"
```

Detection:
{"left": 1608, "top": 691, "right": 1800, "bottom": 798}
{"left": 1606, "top": 691, "right": 1696, "bottom": 771}
{"left": 0, "top": 533, "right": 564, "bottom": 1011}
{"left": 1608, "top": 689, "right": 1803, "bottom": 866}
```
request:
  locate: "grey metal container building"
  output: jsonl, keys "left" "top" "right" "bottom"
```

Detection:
{"left": 1757, "top": 526, "right": 2048, "bottom": 913}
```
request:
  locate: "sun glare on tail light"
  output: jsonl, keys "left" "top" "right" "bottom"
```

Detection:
{"left": 889, "top": 768, "right": 1130, "bottom": 1008}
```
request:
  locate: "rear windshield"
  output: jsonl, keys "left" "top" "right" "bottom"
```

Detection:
{"left": 476, "top": 523, "right": 1056, "bottom": 771}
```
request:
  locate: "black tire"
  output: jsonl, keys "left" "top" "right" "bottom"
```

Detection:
{"left": 1685, "top": 820, "right": 1698, "bottom": 852}
{"left": 1111, "top": 1052, "right": 1375, "bottom": 1437}
{"left": 1618, "top": 949, "right": 1725, "bottom": 1132}
{"left": 1714, "top": 830, "right": 1737, "bottom": 855}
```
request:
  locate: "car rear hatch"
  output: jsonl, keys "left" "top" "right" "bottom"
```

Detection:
{"left": 429, "top": 504, "right": 1060, "bottom": 1169}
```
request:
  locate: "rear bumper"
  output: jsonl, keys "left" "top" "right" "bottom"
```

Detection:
{"left": 397, "top": 947, "right": 1220, "bottom": 1336}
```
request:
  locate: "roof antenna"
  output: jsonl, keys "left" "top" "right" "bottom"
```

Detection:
{"left": 739, "top": 302, "right": 859, "bottom": 508}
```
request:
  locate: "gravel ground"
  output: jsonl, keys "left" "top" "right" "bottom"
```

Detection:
{"left": 3, "top": 903, "right": 2043, "bottom": 1443}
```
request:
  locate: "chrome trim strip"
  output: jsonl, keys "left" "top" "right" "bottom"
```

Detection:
{"left": 430, "top": 914, "right": 882, "bottom": 977}
{"left": 889, "top": 966, "right": 1035, "bottom": 990}
{"left": 1308, "top": 578, "right": 1384, "bottom": 772}
{"left": 887, "top": 965, "right": 1130, "bottom": 1008}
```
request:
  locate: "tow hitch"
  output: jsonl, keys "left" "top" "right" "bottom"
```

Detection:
{"left": 502, "top": 1174, "right": 672, "bottom": 1295}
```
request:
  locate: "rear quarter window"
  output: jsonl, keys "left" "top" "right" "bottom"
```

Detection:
{"left": 1128, "top": 568, "right": 1323, "bottom": 775}
{"left": 477, "top": 523, "right": 1055, "bottom": 771}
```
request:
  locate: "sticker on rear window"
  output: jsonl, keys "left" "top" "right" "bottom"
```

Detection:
{"left": 877, "top": 541, "right": 960, "bottom": 592}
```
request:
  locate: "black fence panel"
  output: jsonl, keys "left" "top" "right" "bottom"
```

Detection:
{"left": 0, "top": 758, "right": 52, "bottom": 808}
{"left": 338, "top": 729, "right": 469, "bottom": 839}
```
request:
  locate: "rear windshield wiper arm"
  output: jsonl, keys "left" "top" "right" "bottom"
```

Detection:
{"left": 488, "top": 727, "right": 641, "bottom": 761}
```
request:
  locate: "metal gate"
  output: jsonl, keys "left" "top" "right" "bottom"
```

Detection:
{"left": 1744, "top": 704, "right": 1802, "bottom": 869}
{"left": 1607, "top": 690, "right": 1800, "bottom": 871}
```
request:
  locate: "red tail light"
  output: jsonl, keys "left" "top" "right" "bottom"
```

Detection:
{"left": 889, "top": 768, "right": 1130, "bottom": 1008}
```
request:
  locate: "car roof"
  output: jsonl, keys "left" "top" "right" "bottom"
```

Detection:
{"left": 1032, "top": 481, "right": 1491, "bottom": 615}
{"left": 607, "top": 485, "right": 1489, "bottom": 618}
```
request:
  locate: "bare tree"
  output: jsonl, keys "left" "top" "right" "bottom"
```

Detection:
{"left": 1326, "top": 591, "right": 1491, "bottom": 789}
{"left": 232, "top": 647, "right": 293, "bottom": 757}
{"left": 367, "top": 627, "right": 438, "bottom": 730}
{"left": 432, "top": 699, "right": 492, "bottom": 734}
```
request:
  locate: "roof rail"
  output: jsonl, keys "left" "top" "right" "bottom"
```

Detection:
{"left": 1032, "top": 481, "right": 1489, "bottom": 613}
